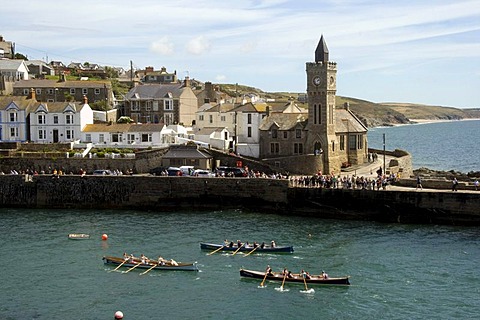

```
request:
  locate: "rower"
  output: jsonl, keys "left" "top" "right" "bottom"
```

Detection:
{"left": 266, "top": 265, "right": 273, "bottom": 276}
{"left": 158, "top": 256, "right": 166, "bottom": 265}
{"left": 271, "top": 240, "right": 276, "bottom": 248}
{"left": 321, "top": 270, "right": 328, "bottom": 279}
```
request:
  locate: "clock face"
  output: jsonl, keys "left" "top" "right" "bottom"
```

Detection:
{"left": 313, "top": 76, "right": 321, "bottom": 85}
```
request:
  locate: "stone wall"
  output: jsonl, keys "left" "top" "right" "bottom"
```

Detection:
{"left": 1, "top": 175, "right": 479, "bottom": 225}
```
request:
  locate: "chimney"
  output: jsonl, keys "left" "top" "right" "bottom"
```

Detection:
{"left": 83, "top": 95, "right": 88, "bottom": 104}
{"left": 29, "top": 88, "right": 36, "bottom": 101}
{"left": 344, "top": 102, "right": 350, "bottom": 110}
{"left": 145, "top": 66, "right": 154, "bottom": 73}
{"left": 266, "top": 105, "right": 270, "bottom": 117}
{"left": 184, "top": 76, "right": 191, "bottom": 88}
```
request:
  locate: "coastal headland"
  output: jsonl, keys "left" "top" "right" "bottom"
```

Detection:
{"left": 1, "top": 175, "right": 479, "bottom": 226}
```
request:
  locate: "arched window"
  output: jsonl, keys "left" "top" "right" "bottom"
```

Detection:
{"left": 314, "top": 141, "right": 323, "bottom": 156}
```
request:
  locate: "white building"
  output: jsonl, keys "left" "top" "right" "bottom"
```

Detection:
{"left": 0, "top": 59, "right": 29, "bottom": 81}
{"left": 0, "top": 96, "right": 36, "bottom": 142}
{"left": 29, "top": 99, "right": 93, "bottom": 143}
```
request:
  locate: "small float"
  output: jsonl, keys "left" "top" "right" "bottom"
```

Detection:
{"left": 68, "top": 233, "right": 90, "bottom": 240}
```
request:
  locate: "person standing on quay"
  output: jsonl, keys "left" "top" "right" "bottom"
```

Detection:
{"left": 416, "top": 176, "right": 423, "bottom": 190}
{"left": 452, "top": 177, "right": 459, "bottom": 191}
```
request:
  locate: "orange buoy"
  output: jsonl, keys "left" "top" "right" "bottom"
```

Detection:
{"left": 102, "top": 234, "right": 108, "bottom": 241}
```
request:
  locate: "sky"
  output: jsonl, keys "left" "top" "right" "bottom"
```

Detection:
{"left": 2, "top": 0, "right": 479, "bottom": 108}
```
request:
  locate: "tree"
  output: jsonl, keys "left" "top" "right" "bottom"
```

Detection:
{"left": 14, "top": 53, "right": 28, "bottom": 60}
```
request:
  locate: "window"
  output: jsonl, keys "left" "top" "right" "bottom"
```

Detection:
{"left": 94, "top": 88, "right": 100, "bottom": 95}
{"left": 38, "top": 129, "right": 46, "bottom": 140}
{"left": 66, "top": 130, "right": 74, "bottom": 140}
{"left": 164, "top": 113, "right": 174, "bottom": 125}
{"left": 10, "top": 127, "right": 18, "bottom": 137}
{"left": 349, "top": 134, "right": 357, "bottom": 150}
{"left": 247, "top": 114, "right": 252, "bottom": 124}
{"left": 85, "top": 134, "right": 92, "bottom": 142}
{"left": 270, "top": 142, "right": 279, "bottom": 154}
{"left": 153, "top": 101, "right": 159, "bottom": 111}
{"left": 23, "top": 89, "right": 29, "bottom": 95}
{"left": 53, "top": 115, "right": 58, "bottom": 124}
{"left": 199, "top": 115, "right": 204, "bottom": 121}
{"left": 127, "top": 134, "right": 135, "bottom": 144}
{"left": 66, "top": 114, "right": 73, "bottom": 124}
{"left": 99, "top": 134, "right": 105, "bottom": 143}
{"left": 296, "top": 129, "right": 302, "bottom": 138}
{"left": 340, "top": 135, "right": 345, "bottom": 151}
{"left": 294, "top": 143, "right": 304, "bottom": 154}
{"left": 141, "top": 133, "right": 152, "bottom": 142}
{"left": 38, "top": 114, "right": 45, "bottom": 124}
{"left": 221, "top": 116, "right": 226, "bottom": 122}
{"left": 271, "top": 129, "right": 277, "bottom": 138}
{"left": 47, "top": 89, "right": 54, "bottom": 95}
{"left": 209, "top": 115, "right": 213, "bottom": 124}
{"left": 357, "top": 134, "right": 363, "bottom": 149}
{"left": 82, "top": 88, "right": 88, "bottom": 95}
{"left": 70, "top": 88, "right": 76, "bottom": 94}
{"left": 329, "top": 104, "right": 334, "bottom": 124}
{"left": 131, "top": 101, "right": 140, "bottom": 111}
{"left": 112, "top": 133, "right": 122, "bottom": 142}
{"left": 10, "top": 112, "right": 17, "bottom": 122}
{"left": 164, "top": 99, "right": 173, "bottom": 110}
{"left": 314, "top": 104, "right": 322, "bottom": 124}
{"left": 283, "top": 131, "right": 288, "bottom": 138}
{"left": 145, "top": 101, "right": 152, "bottom": 111}
{"left": 247, "top": 127, "right": 252, "bottom": 138}
{"left": 36, "top": 88, "right": 42, "bottom": 95}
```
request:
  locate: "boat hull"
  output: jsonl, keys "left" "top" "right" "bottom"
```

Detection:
{"left": 240, "top": 269, "right": 350, "bottom": 285}
{"left": 68, "top": 233, "right": 90, "bottom": 240}
{"left": 200, "top": 242, "right": 294, "bottom": 253}
{"left": 103, "top": 256, "right": 199, "bottom": 271}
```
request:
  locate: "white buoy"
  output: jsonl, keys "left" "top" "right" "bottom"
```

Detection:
{"left": 114, "top": 310, "right": 124, "bottom": 319}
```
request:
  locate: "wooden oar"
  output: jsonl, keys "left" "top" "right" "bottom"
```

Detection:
{"left": 244, "top": 245, "right": 259, "bottom": 257}
{"left": 207, "top": 245, "right": 225, "bottom": 255}
{"left": 260, "top": 272, "right": 269, "bottom": 287}
{"left": 232, "top": 243, "right": 245, "bottom": 256}
{"left": 110, "top": 258, "right": 129, "bottom": 272}
{"left": 123, "top": 262, "right": 142, "bottom": 273}
{"left": 140, "top": 263, "right": 158, "bottom": 275}
{"left": 280, "top": 273, "right": 287, "bottom": 290}
{"left": 303, "top": 277, "right": 308, "bottom": 291}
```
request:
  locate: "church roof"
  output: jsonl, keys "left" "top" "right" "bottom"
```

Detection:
{"left": 259, "top": 112, "right": 308, "bottom": 131}
{"left": 335, "top": 108, "right": 368, "bottom": 133}
{"left": 315, "top": 35, "right": 329, "bottom": 63}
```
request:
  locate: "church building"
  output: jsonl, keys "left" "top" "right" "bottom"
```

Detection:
{"left": 259, "top": 35, "right": 368, "bottom": 175}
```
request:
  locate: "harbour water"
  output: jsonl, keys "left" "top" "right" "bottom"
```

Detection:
{"left": 367, "top": 119, "right": 480, "bottom": 173}
{"left": 1, "top": 208, "right": 479, "bottom": 319}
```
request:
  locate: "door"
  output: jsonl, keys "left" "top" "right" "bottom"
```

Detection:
{"left": 53, "top": 129, "right": 59, "bottom": 143}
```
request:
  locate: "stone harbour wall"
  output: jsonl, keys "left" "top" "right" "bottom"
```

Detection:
{"left": 0, "top": 175, "right": 479, "bottom": 225}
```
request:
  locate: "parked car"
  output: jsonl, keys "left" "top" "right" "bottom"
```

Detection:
{"left": 215, "top": 166, "right": 247, "bottom": 177}
{"left": 149, "top": 167, "right": 167, "bottom": 176}
{"left": 193, "top": 169, "right": 215, "bottom": 177}
{"left": 179, "top": 166, "right": 195, "bottom": 176}
{"left": 93, "top": 169, "right": 112, "bottom": 175}
{"left": 167, "top": 167, "right": 182, "bottom": 176}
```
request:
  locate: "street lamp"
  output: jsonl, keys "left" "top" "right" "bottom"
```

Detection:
{"left": 383, "top": 133, "right": 386, "bottom": 176}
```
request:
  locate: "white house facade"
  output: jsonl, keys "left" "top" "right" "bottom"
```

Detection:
{"left": 0, "top": 96, "right": 35, "bottom": 142}
{"left": 29, "top": 101, "right": 93, "bottom": 143}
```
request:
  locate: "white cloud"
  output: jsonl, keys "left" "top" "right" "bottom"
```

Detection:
{"left": 150, "top": 37, "right": 175, "bottom": 56}
{"left": 186, "top": 36, "right": 211, "bottom": 55}
{"left": 215, "top": 75, "right": 227, "bottom": 82}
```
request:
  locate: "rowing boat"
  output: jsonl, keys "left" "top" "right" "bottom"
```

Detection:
{"left": 239, "top": 268, "right": 350, "bottom": 285}
{"left": 103, "top": 256, "right": 199, "bottom": 271}
{"left": 68, "top": 233, "right": 90, "bottom": 240}
{"left": 200, "top": 242, "right": 294, "bottom": 253}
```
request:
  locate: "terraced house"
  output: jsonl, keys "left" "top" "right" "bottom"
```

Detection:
{"left": 122, "top": 77, "right": 198, "bottom": 126}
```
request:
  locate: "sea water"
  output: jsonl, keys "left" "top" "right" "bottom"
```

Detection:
{"left": 0, "top": 208, "right": 479, "bottom": 319}
{"left": 368, "top": 119, "right": 480, "bottom": 173}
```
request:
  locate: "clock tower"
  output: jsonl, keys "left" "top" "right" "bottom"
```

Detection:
{"left": 305, "top": 35, "right": 339, "bottom": 174}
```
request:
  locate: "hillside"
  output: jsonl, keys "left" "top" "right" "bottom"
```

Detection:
{"left": 218, "top": 83, "right": 479, "bottom": 128}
